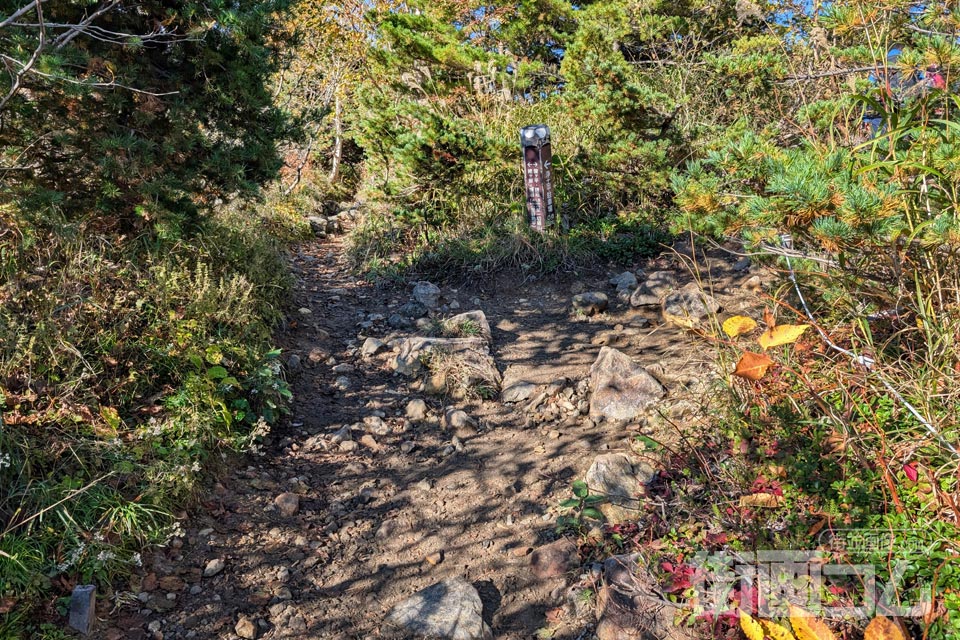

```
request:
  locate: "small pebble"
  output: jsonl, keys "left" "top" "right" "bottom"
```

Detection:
{"left": 202, "top": 558, "right": 225, "bottom": 577}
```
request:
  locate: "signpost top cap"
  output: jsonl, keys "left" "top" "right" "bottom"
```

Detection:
{"left": 520, "top": 124, "right": 550, "bottom": 144}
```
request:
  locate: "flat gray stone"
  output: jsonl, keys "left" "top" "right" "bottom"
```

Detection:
{"left": 390, "top": 337, "right": 489, "bottom": 376}
{"left": 500, "top": 366, "right": 536, "bottom": 403}
{"left": 661, "top": 282, "right": 719, "bottom": 328}
{"left": 586, "top": 453, "right": 655, "bottom": 523}
{"left": 609, "top": 271, "right": 638, "bottom": 291}
{"left": 573, "top": 292, "right": 608, "bottom": 316}
{"left": 502, "top": 380, "right": 536, "bottom": 403}
{"left": 443, "top": 310, "right": 491, "bottom": 342}
{"left": 641, "top": 271, "right": 679, "bottom": 297}
{"left": 361, "top": 337, "right": 387, "bottom": 357}
{"left": 69, "top": 584, "right": 96, "bottom": 635}
{"left": 388, "top": 313, "right": 414, "bottom": 329}
{"left": 586, "top": 453, "right": 654, "bottom": 505}
{"left": 629, "top": 289, "right": 661, "bottom": 307}
{"left": 589, "top": 347, "right": 665, "bottom": 421}
{"left": 386, "top": 578, "right": 492, "bottom": 640}
{"left": 307, "top": 216, "right": 329, "bottom": 237}
{"left": 203, "top": 558, "right": 225, "bottom": 577}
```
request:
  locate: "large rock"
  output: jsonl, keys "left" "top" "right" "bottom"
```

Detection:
{"left": 307, "top": 216, "right": 331, "bottom": 237}
{"left": 412, "top": 281, "right": 442, "bottom": 309}
{"left": 390, "top": 337, "right": 489, "bottom": 376}
{"left": 609, "top": 271, "right": 638, "bottom": 291}
{"left": 661, "top": 282, "right": 719, "bottom": 328}
{"left": 630, "top": 289, "right": 661, "bottom": 308}
{"left": 596, "top": 555, "right": 694, "bottom": 640}
{"left": 386, "top": 578, "right": 492, "bottom": 640}
{"left": 572, "top": 292, "right": 608, "bottom": 316}
{"left": 443, "top": 310, "right": 492, "bottom": 342}
{"left": 500, "top": 366, "right": 536, "bottom": 403}
{"left": 361, "top": 337, "right": 387, "bottom": 357}
{"left": 585, "top": 453, "right": 654, "bottom": 522}
{"left": 640, "top": 271, "right": 680, "bottom": 298}
{"left": 611, "top": 272, "right": 638, "bottom": 303}
{"left": 589, "top": 347, "right": 665, "bottom": 421}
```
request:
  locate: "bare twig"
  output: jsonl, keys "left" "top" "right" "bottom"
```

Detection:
{"left": 0, "top": 0, "right": 42, "bottom": 29}
{"left": 52, "top": 0, "right": 121, "bottom": 50}
{"left": 780, "top": 65, "right": 879, "bottom": 82}
{"left": 0, "top": 0, "right": 45, "bottom": 111}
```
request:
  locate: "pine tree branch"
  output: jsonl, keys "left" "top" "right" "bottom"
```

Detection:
{"left": 0, "top": 53, "right": 180, "bottom": 97}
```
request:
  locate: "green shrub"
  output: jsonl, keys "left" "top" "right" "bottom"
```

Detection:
{"left": 0, "top": 196, "right": 296, "bottom": 634}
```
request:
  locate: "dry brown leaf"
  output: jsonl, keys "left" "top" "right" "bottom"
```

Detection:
{"left": 762, "top": 619, "right": 799, "bottom": 640}
{"left": 739, "top": 492, "right": 785, "bottom": 508}
{"left": 723, "top": 315, "right": 758, "bottom": 338}
{"left": 807, "top": 517, "right": 828, "bottom": 538}
{"left": 758, "top": 324, "right": 810, "bottom": 350}
{"left": 864, "top": 615, "right": 909, "bottom": 640}
{"left": 740, "top": 611, "right": 765, "bottom": 640}
{"left": 733, "top": 351, "right": 774, "bottom": 381}
{"left": 764, "top": 307, "right": 776, "bottom": 328}
{"left": 789, "top": 604, "right": 838, "bottom": 640}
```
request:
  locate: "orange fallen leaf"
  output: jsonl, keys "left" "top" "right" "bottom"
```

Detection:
{"left": 723, "top": 315, "right": 758, "bottom": 338}
{"left": 789, "top": 604, "right": 838, "bottom": 640}
{"left": 807, "top": 517, "right": 828, "bottom": 538}
{"left": 864, "top": 615, "right": 909, "bottom": 640}
{"left": 758, "top": 324, "right": 810, "bottom": 349}
{"left": 733, "top": 351, "right": 774, "bottom": 381}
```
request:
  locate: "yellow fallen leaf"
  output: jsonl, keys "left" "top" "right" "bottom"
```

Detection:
{"left": 762, "top": 619, "right": 798, "bottom": 640}
{"left": 758, "top": 324, "right": 810, "bottom": 350}
{"left": 723, "top": 315, "right": 758, "bottom": 338}
{"left": 733, "top": 351, "right": 774, "bottom": 381}
{"left": 864, "top": 615, "right": 909, "bottom": 640}
{"left": 740, "top": 611, "right": 765, "bottom": 640}
{"left": 739, "top": 492, "right": 784, "bottom": 508}
{"left": 789, "top": 604, "right": 838, "bottom": 640}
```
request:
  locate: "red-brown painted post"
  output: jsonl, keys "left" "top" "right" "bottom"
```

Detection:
{"left": 520, "top": 125, "right": 555, "bottom": 232}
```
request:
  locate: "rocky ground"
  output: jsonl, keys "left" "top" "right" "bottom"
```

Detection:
{"left": 89, "top": 211, "right": 768, "bottom": 640}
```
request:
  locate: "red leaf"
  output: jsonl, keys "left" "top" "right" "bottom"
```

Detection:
{"left": 903, "top": 462, "right": 918, "bottom": 482}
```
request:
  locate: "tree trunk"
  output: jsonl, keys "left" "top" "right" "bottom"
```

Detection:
{"left": 328, "top": 94, "right": 343, "bottom": 184}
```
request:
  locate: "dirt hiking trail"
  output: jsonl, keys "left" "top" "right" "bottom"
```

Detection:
{"left": 91, "top": 225, "right": 766, "bottom": 640}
